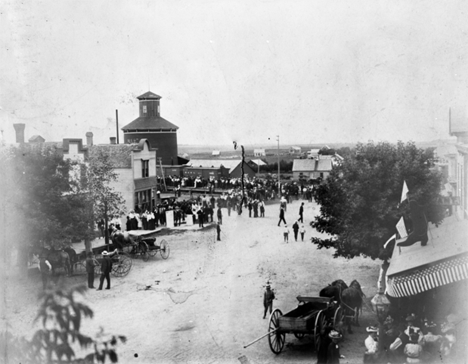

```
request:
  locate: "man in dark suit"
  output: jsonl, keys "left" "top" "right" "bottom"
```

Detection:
{"left": 97, "top": 250, "right": 117, "bottom": 290}
{"left": 298, "top": 202, "right": 304, "bottom": 223}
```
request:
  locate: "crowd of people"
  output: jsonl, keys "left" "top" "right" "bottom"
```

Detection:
{"left": 362, "top": 313, "right": 463, "bottom": 363}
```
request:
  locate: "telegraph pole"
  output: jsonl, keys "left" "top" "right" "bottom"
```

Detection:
{"left": 276, "top": 135, "right": 280, "bottom": 198}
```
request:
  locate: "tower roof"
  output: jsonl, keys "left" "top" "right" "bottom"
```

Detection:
{"left": 121, "top": 115, "right": 178, "bottom": 131}
{"left": 137, "top": 91, "right": 161, "bottom": 100}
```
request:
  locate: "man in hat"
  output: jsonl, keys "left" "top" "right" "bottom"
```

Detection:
{"left": 292, "top": 220, "right": 299, "bottom": 242}
{"left": 364, "top": 326, "right": 379, "bottom": 363}
{"left": 262, "top": 283, "right": 275, "bottom": 319}
{"left": 97, "top": 249, "right": 117, "bottom": 290}
{"left": 86, "top": 252, "right": 97, "bottom": 289}
{"left": 278, "top": 206, "right": 286, "bottom": 226}
{"left": 298, "top": 202, "right": 304, "bottom": 223}
{"left": 327, "top": 330, "right": 344, "bottom": 363}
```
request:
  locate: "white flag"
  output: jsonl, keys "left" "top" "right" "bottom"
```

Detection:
{"left": 396, "top": 217, "right": 407, "bottom": 238}
{"left": 400, "top": 180, "right": 409, "bottom": 203}
{"left": 383, "top": 234, "right": 396, "bottom": 249}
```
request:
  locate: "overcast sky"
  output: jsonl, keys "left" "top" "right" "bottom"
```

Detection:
{"left": 1, "top": 0, "right": 468, "bottom": 147}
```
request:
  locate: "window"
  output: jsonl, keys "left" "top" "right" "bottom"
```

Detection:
{"left": 143, "top": 105, "right": 147, "bottom": 114}
{"left": 142, "top": 160, "right": 149, "bottom": 178}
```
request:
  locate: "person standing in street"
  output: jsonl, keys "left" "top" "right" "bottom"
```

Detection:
{"left": 86, "top": 252, "right": 96, "bottom": 289}
{"left": 217, "top": 206, "right": 222, "bottom": 225}
{"left": 97, "top": 250, "right": 117, "bottom": 290}
{"left": 39, "top": 256, "right": 52, "bottom": 290}
{"left": 263, "top": 283, "right": 275, "bottom": 319}
{"left": 227, "top": 198, "right": 232, "bottom": 217}
{"left": 292, "top": 221, "right": 299, "bottom": 242}
{"left": 260, "top": 200, "right": 265, "bottom": 217}
{"left": 327, "top": 330, "right": 344, "bottom": 364}
{"left": 299, "top": 202, "right": 304, "bottom": 223}
{"left": 283, "top": 225, "right": 290, "bottom": 243}
{"left": 300, "top": 224, "right": 306, "bottom": 242}
{"left": 216, "top": 222, "right": 221, "bottom": 241}
{"left": 278, "top": 206, "right": 286, "bottom": 226}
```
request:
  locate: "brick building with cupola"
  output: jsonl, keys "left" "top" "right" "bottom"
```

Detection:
{"left": 121, "top": 91, "right": 179, "bottom": 166}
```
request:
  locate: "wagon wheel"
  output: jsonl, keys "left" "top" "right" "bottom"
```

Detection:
{"left": 159, "top": 239, "right": 170, "bottom": 259}
{"left": 314, "top": 310, "right": 326, "bottom": 349}
{"left": 139, "top": 241, "right": 149, "bottom": 262}
{"left": 333, "top": 306, "right": 343, "bottom": 329}
{"left": 268, "top": 309, "right": 285, "bottom": 354}
{"left": 112, "top": 252, "right": 132, "bottom": 277}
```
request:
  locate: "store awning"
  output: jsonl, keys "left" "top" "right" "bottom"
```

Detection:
{"left": 386, "top": 216, "right": 468, "bottom": 298}
{"left": 387, "top": 253, "right": 468, "bottom": 297}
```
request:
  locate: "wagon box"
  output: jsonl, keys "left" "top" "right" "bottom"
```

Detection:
{"left": 243, "top": 295, "right": 343, "bottom": 355}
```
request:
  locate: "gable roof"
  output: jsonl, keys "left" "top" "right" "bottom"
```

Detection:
{"left": 187, "top": 159, "right": 247, "bottom": 173}
{"left": 137, "top": 91, "right": 161, "bottom": 100}
{"left": 121, "top": 115, "right": 179, "bottom": 131}
{"left": 250, "top": 159, "right": 267, "bottom": 166}
{"left": 29, "top": 135, "right": 45, "bottom": 143}
{"left": 292, "top": 158, "right": 332, "bottom": 172}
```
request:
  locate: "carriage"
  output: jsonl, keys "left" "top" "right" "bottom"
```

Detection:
{"left": 244, "top": 296, "right": 343, "bottom": 354}
{"left": 123, "top": 229, "right": 170, "bottom": 262}
{"left": 74, "top": 244, "right": 133, "bottom": 277}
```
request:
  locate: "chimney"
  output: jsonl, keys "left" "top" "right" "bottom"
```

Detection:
{"left": 13, "top": 123, "right": 25, "bottom": 144}
{"left": 110, "top": 137, "right": 116, "bottom": 145}
{"left": 86, "top": 132, "right": 93, "bottom": 146}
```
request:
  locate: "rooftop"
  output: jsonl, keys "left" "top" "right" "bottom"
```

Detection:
{"left": 387, "top": 215, "right": 468, "bottom": 277}
{"left": 292, "top": 158, "right": 332, "bottom": 172}
{"left": 121, "top": 115, "right": 179, "bottom": 131}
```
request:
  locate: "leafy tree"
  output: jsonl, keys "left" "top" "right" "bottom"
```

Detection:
{"left": 0, "top": 283, "right": 126, "bottom": 363}
{"left": 319, "top": 147, "right": 336, "bottom": 156}
{"left": 311, "top": 141, "right": 445, "bottom": 260}
{"left": 335, "top": 146, "right": 353, "bottom": 159}
{"left": 4, "top": 144, "right": 90, "bottom": 259}
{"left": 84, "top": 147, "right": 126, "bottom": 245}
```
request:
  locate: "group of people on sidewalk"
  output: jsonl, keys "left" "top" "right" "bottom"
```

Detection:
{"left": 362, "top": 313, "right": 463, "bottom": 363}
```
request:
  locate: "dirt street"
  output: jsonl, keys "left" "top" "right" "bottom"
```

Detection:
{"left": 4, "top": 198, "right": 381, "bottom": 364}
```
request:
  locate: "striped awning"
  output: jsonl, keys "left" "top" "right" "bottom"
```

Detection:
{"left": 386, "top": 254, "right": 468, "bottom": 297}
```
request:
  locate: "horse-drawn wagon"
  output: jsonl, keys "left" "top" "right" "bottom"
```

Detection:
{"left": 244, "top": 296, "right": 342, "bottom": 354}
{"left": 74, "top": 244, "right": 133, "bottom": 277}
{"left": 123, "top": 229, "right": 170, "bottom": 262}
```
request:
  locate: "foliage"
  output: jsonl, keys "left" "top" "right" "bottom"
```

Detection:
{"left": 85, "top": 148, "right": 126, "bottom": 224}
{"left": 311, "top": 141, "right": 445, "bottom": 260}
{"left": 0, "top": 284, "right": 126, "bottom": 364}
{"left": 335, "top": 147, "right": 353, "bottom": 159}
{"left": 259, "top": 160, "right": 293, "bottom": 173}
{"left": 6, "top": 144, "right": 90, "bottom": 249}
{"left": 319, "top": 147, "right": 336, "bottom": 156}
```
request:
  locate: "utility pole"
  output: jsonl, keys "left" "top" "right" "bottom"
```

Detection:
{"left": 277, "top": 135, "right": 280, "bottom": 197}
{"left": 115, "top": 109, "right": 119, "bottom": 144}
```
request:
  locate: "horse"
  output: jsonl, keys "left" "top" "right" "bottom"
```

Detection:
{"left": 110, "top": 227, "right": 134, "bottom": 251}
{"left": 63, "top": 247, "right": 78, "bottom": 275}
{"left": 319, "top": 279, "right": 348, "bottom": 304}
{"left": 341, "top": 279, "right": 365, "bottom": 334}
{"left": 41, "top": 248, "right": 72, "bottom": 276}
